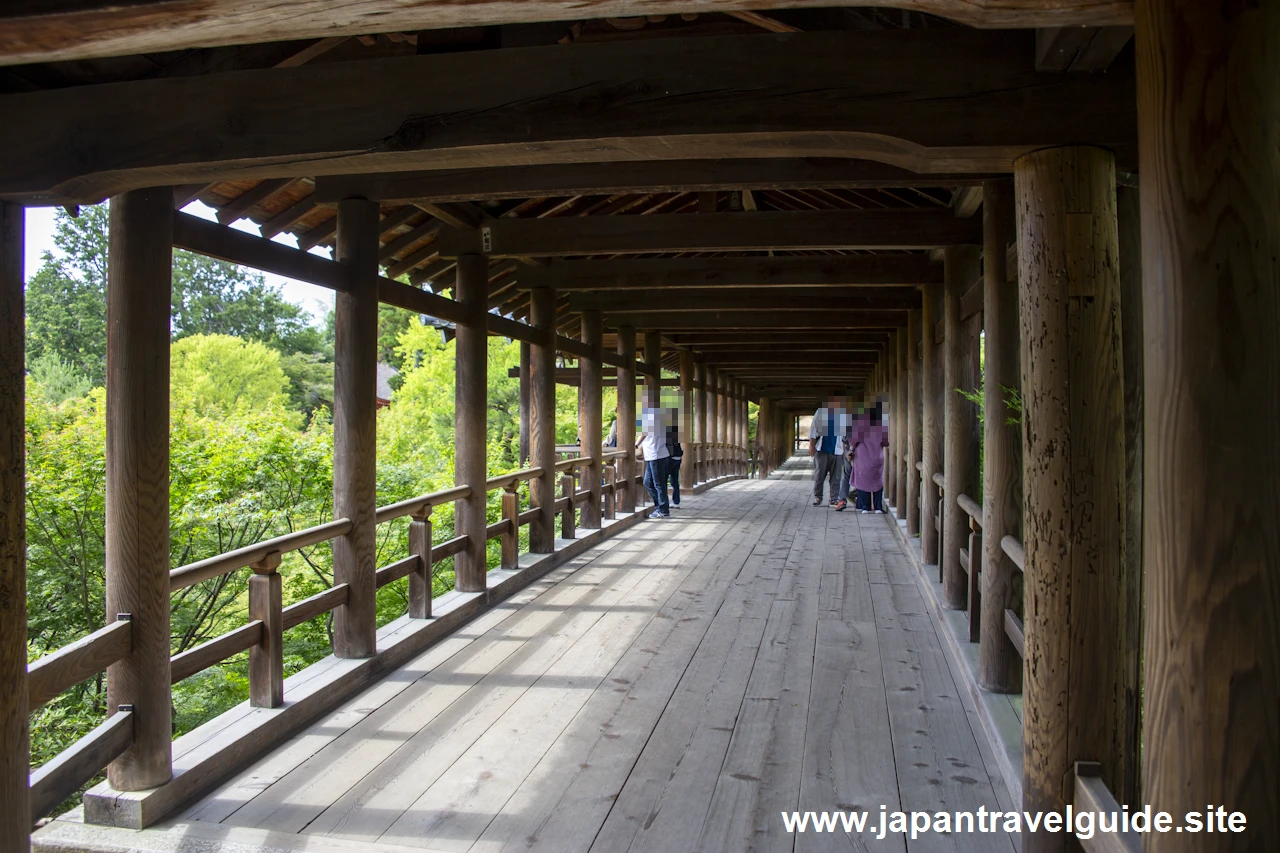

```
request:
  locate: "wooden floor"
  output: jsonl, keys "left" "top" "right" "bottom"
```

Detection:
{"left": 176, "top": 458, "right": 1019, "bottom": 853}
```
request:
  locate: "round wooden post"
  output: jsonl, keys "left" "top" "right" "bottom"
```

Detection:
{"left": 884, "top": 331, "right": 897, "bottom": 506}
{"left": 679, "top": 350, "right": 695, "bottom": 491}
{"left": 705, "top": 367, "right": 718, "bottom": 479}
{"left": 905, "top": 309, "right": 923, "bottom": 536}
{"left": 332, "top": 199, "right": 379, "bottom": 658}
{"left": 1137, "top": 2, "right": 1278, "bottom": 848}
{"left": 454, "top": 252, "right": 489, "bottom": 592}
{"left": 942, "top": 245, "right": 981, "bottom": 608}
{"left": 920, "top": 276, "right": 943, "bottom": 566}
{"left": 979, "top": 178, "right": 1023, "bottom": 694}
{"left": 1016, "top": 145, "right": 1130, "bottom": 845}
{"left": 758, "top": 396, "right": 771, "bottom": 477}
{"left": 695, "top": 361, "right": 708, "bottom": 483}
{"left": 105, "top": 187, "right": 174, "bottom": 790}
{"left": 895, "top": 326, "right": 909, "bottom": 517}
{"left": 529, "top": 286, "right": 558, "bottom": 550}
{"left": 579, "top": 309, "right": 602, "bottom": 529}
{"left": 0, "top": 201, "right": 29, "bottom": 847}
{"left": 518, "top": 341, "right": 531, "bottom": 466}
{"left": 615, "top": 324, "right": 636, "bottom": 514}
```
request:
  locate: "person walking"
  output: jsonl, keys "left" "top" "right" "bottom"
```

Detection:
{"left": 636, "top": 393, "right": 671, "bottom": 518}
{"left": 849, "top": 404, "right": 890, "bottom": 512}
{"left": 664, "top": 407, "right": 683, "bottom": 508}
{"left": 808, "top": 394, "right": 847, "bottom": 507}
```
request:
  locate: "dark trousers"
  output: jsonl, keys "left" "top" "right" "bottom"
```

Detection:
{"left": 813, "top": 451, "right": 840, "bottom": 501}
{"left": 644, "top": 458, "right": 671, "bottom": 514}
{"left": 854, "top": 488, "right": 884, "bottom": 511}
{"left": 666, "top": 456, "right": 682, "bottom": 505}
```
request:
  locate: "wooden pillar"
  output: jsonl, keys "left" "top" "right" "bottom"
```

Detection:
{"left": 453, "top": 253, "right": 489, "bottom": 592}
{"left": 695, "top": 361, "right": 708, "bottom": 482}
{"left": 0, "top": 201, "right": 28, "bottom": 846}
{"left": 979, "top": 178, "right": 1023, "bottom": 694}
{"left": 942, "top": 245, "right": 981, "bottom": 609}
{"left": 716, "top": 371, "right": 727, "bottom": 477}
{"left": 1016, "top": 146, "right": 1129, "bottom": 844}
{"left": 643, "top": 330, "right": 661, "bottom": 397}
{"left": 529, "top": 287, "right": 557, "bottom": 550}
{"left": 1116, "top": 183, "right": 1143, "bottom": 807}
{"left": 1136, "top": 2, "right": 1277, "bottom": 848}
{"left": 884, "top": 331, "right": 897, "bottom": 505}
{"left": 579, "top": 310, "right": 602, "bottom": 529}
{"left": 706, "top": 367, "right": 718, "bottom": 479}
{"left": 615, "top": 325, "right": 636, "bottom": 514}
{"left": 920, "top": 276, "right": 943, "bottom": 566}
{"left": 518, "top": 341, "right": 531, "bottom": 465}
{"left": 104, "top": 187, "right": 174, "bottom": 790}
{"left": 896, "top": 327, "right": 909, "bottom": 517}
{"left": 679, "top": 350, "right": 695, "bottom": 491}
{"left": 758, "top": 396, "right": 771, "bottom": 477}
{"left": 332, "top": 199, "right": 379, "bottom": 659}
{"left": 905, "top": 310, "right": 922, "bottom": 535}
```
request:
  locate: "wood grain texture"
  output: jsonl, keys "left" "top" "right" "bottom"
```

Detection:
{"left": 29, "top": 709, "right": 133, "bottom": 824}
{"left": 27, "top": 618, "right": 132, "bottom": 712}
{"left": 453, "top": 253, "right": 489, "bottom": 591}
{"left": 579, "top": 310, "right": 603, "bottom": 529}
{"left": 978, "top": 178, "right": 1024, "bottom": 694}
{"left": 332, "top": 199, "right": 380, "bottom": 658}
{"left": 530, "top": 287, "right": 559, "bottom": 551}
{"left": 104, "top": 187, "right": 173, "bottom": 791}
{"left": 896, "top": 325, "right": 909, "bottom": 518}
{"left": 1015, "top": 146, "right": 1128, "bottom": 848}
{"left": 920, "top": 277, "right": 944, "bottom": 565}
{"left": 1135, "top": 0, "right": 1279, "bottom": 849}
{"left": 0, "top": 30, "right": 1137, "bottom": 204}
{"left": 248, "top": 573, "right": 284, "bottom": 708}
{"left": 615, "top": 326, "right": 637, "bottom": 513}
{"left": 906, "top": 309, "right": 923, "bottom": 536}
{"left": 0, "top": 200, "right": 27, "bottom": 849}
{"left": 943, "top": 245, "right": 981, "bottom": 609}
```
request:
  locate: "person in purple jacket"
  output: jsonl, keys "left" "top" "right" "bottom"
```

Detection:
{"left": 847, "top": 403, "right": 890, "bottom": 513}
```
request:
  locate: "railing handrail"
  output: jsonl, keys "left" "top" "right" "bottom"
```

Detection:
{"left": 957, "top": 493, "right": 982, "bottom": 524}
{"left": 932, "top": 471, "right": 946, "bottom": 489}
{"left": 484, "top": 466, "right": 544, "bottom": 492}
{"left": 1073, "top": 762, "right": 1140, "bottom": 853}
{"left": 1000, "top": 534, "right": 1025, "bottom": 571}
{"left": 375, "top": 484, "right": 472, "bottom": 524}
{"left": 169, "top": 517, "right": 354, "bottom": 591}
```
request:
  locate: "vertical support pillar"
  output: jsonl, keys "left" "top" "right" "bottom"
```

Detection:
{"left": 0, "top": 201, "right": 28, "bottom": 843}
{"left": 979, "top": 178, "right": 1023, "bottom": 694}
{"left": 885, "top": 331, "right": 897, "bottom": 505}
{"left": 942, "top": 245, "right": 981, "bottom": 609}
{"left": 706, "top": 368, "right": 718, "bottom": 478}
{"left": 104, "top": 187, "right": 174, "bottom": 790}
{"left": 921, "top": 276, "right": 943, "bottom": 566}
{"left": 579, "top": 310, "right": 602, "bottom": 529}
{"left": 529, "top": 286, "right": 557, "bottom": 550}
{"left": 616, "top": 325, "right": 637, "bottom": 513}
{"left": 1016, "top": 146, "right": 1129, "bottom": 845}
{"left": 716, "top": 371, "right": 727, "bottom": 477}
{"left": 759, "top": 396, "right": 771, "bottom": 477}
{"left": 1136, "top": 3, "right": 1277, "bottom": 848}
{"left": 695, "top": 361, "right": 708, "bottom": 482}
{"left": 896, "top": 327, "right": 909, "bottom": 517}
{"left": 679, "top": 350, "right": 695, "bottom": 491}
{"left": 905, "top": 309, "right": 922, "bottom": 536}
{"left": 643, "top": 331, "right": 661, "bottom": 396}
{"left": 518, "top": 341, "right": 531, "bottom": 465}
{"left": 332, "top": 199, "right": 379, "bottom": 658}
{"left": 453, "top": 253, "right": 489, "bottom": 592}
{"left": 408, "top": 509, "right": 432, "bottom": 618}
{"left": 248, "top": 554, "right": 284, "bottom": 708}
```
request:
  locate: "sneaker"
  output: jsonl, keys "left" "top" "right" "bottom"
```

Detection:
{"left": 648, "top": 510, "right": 666, "bottom": 519}
{"left": 812, "top": 497, "right": 823, "bottom": 506}
{"left": 834, "top": 499, "right": 847, "bottom": 512}
{"left": 861, "top": 509, "right": 873, "bottom": 514}
{"left": 671, "top": 501, "right": 680, "bottom": 508}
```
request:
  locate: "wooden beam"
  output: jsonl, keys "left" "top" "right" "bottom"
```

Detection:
{"left": 441, "top": 210, "right": 983, "bottom": 259}
{"left": 569, "top": 288, "right": 920, "bottom": 313}
{"left": 606, "top": 311, "right": 906, "bottom": 330}
{"left": 331, "top": 199, "right": 379, "bottom": 659}
{"left": 215, "top": 177, "right": 293, "bottom": 224}
{"left": 104, "top": 188, "right": 173, "bottom": 793}
{"left": 0, "top": 30, "right": 1137, "bottom": 204}
{"left": 0, "top": 2, "right": 1135, "bottom": 68}
{"left": 520, "top": 254, "right": 942, "bottom": 290}
{"left": 172, "top": 210, "right": 349, "bottom": 291}
{"left": 1035, "top": 26, "right": 1133, "bottom": 72}
{"left": 315, "top": 159, "right": 987, "bottom": 204}
{"left": 0, "top": 201, "right": 27, "bottom": 846}
{"left": 671, "top": 331, "right": 890, "bottom": 345}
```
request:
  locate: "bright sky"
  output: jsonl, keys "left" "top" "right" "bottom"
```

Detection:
{"left": 23, "top": 200, "right": 335, "bottom": 323}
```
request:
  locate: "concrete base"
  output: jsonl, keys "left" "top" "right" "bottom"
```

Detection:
{"left": 883, "top": 506, "right": 1025, "bottom": 809}
{"left": 79, "top": 510, "right": 646, "bottom": 831}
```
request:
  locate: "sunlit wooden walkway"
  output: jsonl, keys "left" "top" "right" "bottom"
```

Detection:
{"left": 52, "top": 458, "right": 1017, "bottom": 853}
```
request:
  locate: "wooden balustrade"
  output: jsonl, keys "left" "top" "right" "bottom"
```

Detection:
{"left": 1072, "top": 762, "right": 1140, "bottom": 853}
{"left": 26, "top": 618, "right": 133, "bottom": 713}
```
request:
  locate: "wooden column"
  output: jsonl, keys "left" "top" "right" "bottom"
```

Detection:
{"left": 0, "top": 201, "right": 28, "bottom": 846}
{"left": 453, "top": 252, "right": 489, "bottom": 592}
{"left": 332, "top": 199, "right": 379, "bottom": 659}
{"left": 759, "top": 396, "right": 771, "bottom": 477}
{"left": 906, "top": 309, "right": 922, "bottom": 535}
{"left": 579, "top": 309, "right": 602, "bottom": 529}
{"left": 717, "top": 371, "right": 727, "bottom": 477}
{"left": 1116, "top": 183, "right": 1143, "bottom": 806}
{"left": 706, "top": 367, "right": 718, "bottom": 479}
{"left": 1136, "top": 2, "right": 1277, "bottom": 848}
{"left": 896, "top": 327, "right": 909, "bottom": 517}
{"left": 695, "top": 361, "right": 708, "bottom": 482}
{"left": 679, "top": 350, "right": 695, "bottom": 491}
{"left": 885, "top": 331, "right": 898, "bottom": 505}
{"left": 643, "top": 330, "right": 661, "bottom": 396}
{"left": 921, "top": 276, "right": 944, "bottom": 566}
{"left": 518, "top": 341, "right": 531, "bottom": 465}
{"left": 615, "top": 324, "right": 636, "bottom": 514}
{"left": 1016, "top": 146, "right": 1129, "bottom": 845}
{"left": 104, "top": 187, "right": 173, "bottom": 790}
{"left": 942, "top": 245, "right": 981, "bottom": 608}
{"left": 978, "top": 178, "right": 1023, "bottom": 694}
{"left": 530, "top": 287, "right": 558, "bottom": 549}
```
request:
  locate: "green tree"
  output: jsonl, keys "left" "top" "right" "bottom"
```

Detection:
{"left": 171, "top": 333, "right": 291, "bottom": 416}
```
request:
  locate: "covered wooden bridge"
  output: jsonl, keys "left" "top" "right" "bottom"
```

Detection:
{"left": 0, "top": 2, "right": 1275, "bottom": 852}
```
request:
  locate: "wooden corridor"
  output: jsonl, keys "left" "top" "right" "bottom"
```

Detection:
{"left": 44, "top": 459, "right": 1016, "bottom": 853}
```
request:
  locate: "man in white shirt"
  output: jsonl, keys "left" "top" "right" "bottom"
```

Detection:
{"left": 635, "top": 394, "right": 672, "bottom": 518}
{"left": 809, "top": 394, "right": 848, "bottom": 507}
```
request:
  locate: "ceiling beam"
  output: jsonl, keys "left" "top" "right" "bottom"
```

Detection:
{"left": 568, "top": 289, "right": 921, "bottom": 313}
{"left": 0, "top": 29, "right": 1136, "bottom": 203}
{"left": 602, "top": 311, "right": 907, "bottom": 330}
{"left": 519, "top": 254, "right": 941, "bottom": 290}
{"left": 315, "top": 159, "right": 987, "bottom": 205}
{"left": 440, "top": 210, "right": 982, "bottom": 258}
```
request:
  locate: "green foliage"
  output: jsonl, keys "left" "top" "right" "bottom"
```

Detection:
{"left": 171, "top": 334, "right": 292, "bottom": 416}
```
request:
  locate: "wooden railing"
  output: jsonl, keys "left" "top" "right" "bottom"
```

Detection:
{"left": 1073, "top": 762, "right": 1140, "bottom": 853}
